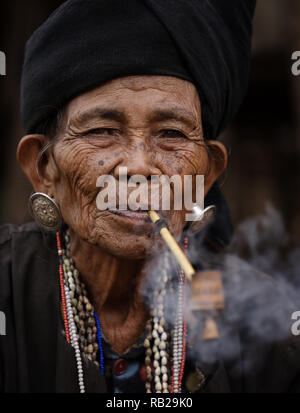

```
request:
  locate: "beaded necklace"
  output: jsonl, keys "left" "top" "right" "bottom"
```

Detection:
{"left": 56, "top": 229, "right": 188, "bottom": 393}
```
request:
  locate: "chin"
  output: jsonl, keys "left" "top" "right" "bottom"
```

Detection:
{"left": 98, "top": 235, "right": 159, "bottom": 259}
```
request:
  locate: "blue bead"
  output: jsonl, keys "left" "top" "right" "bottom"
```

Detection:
{"left": 94, "top": 311, "right": 105, "bottom": 375}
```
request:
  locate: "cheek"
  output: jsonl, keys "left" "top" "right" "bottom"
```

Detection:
{"left": 54, "top": 142, "right": 117, "bottom": 201}
{"left": 180, "top": 147, "right": 209, "bottom": 175}
{"left": 158, "top": 146, "right": 208, "bottom": 205}
{"left": 157, "top": 144, "right": 208, "bottom": 177}
{"left": 157, "top": 146, "right": 208, "bottom": 234}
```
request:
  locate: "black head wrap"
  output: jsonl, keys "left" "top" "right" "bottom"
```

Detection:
{"left": 20, "top": 0, "right": 256, "bottom": 248}
{"left": 21, "top": 0, "right": 256, "bottom": 138}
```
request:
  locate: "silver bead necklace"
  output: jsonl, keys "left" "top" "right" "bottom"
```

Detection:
{"left": 59, "top": 230, "right": 186, "bottom": 393}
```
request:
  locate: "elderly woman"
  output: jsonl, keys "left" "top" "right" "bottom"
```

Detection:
{"left": 1, "top": 0, "right": 300, "bottom": 394}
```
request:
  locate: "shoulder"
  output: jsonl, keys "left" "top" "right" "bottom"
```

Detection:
{"left": 0, "top": 222, "right": 49, "bottom": 273}
{"left": 0, "top": 221, "right": 57, "bottom": 291}
{"left": 0, "top": 222, "right": 44, "bottom": 294}
{"left": 0, "top": 221, "right": 57, "bottom": 255}
{"left": 0, "top": 222, "right": 42, "bottom": 246}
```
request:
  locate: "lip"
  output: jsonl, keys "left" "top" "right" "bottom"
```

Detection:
{"left": 109, "top": 208, "right": 151, "bottom": 222}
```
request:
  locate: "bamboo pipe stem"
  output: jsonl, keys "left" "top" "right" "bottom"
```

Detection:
{"left": 148, "top": 210, "right": 195, "bottom": 281}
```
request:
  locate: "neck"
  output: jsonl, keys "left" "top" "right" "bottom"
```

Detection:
{"left": 68, "top": 228, "right": 151, "bottom": 355}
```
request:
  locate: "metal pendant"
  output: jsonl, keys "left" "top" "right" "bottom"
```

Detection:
{"left": 186, "top": 204, "right": 216, "bottom": 235}
{"left": 29, "top": 192, "right": 62, "bottom": 231}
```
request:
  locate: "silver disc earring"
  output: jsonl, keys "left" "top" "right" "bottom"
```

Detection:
{"left": 29, "top": 192, "right": 62, "bottom": 231}
{"left": 186, "top": 204, "right": 216, "bottom": 235}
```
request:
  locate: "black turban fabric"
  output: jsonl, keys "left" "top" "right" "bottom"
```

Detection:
{"left": 21, "top": 0, "right": 256, "bottom": 138}
{"left": 20, "top": 0, "right": 256, "bottom": 249}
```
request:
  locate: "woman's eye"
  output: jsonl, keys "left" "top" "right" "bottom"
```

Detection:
{"left": 87, "top": 128, "right": 118, "bottom": 136}
{"left": 160, "top": 130, "right": 187, "bottom": 139}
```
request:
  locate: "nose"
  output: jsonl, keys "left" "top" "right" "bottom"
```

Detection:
{"left": 113, "top": 142, "right": 160, "bottom": 180}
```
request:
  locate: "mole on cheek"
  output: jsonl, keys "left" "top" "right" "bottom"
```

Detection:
{"left": 98, "top": 160, "right": 105, "bottom": 166}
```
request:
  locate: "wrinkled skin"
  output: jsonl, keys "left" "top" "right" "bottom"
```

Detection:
{"left": 18, "top": 75, "right": 227, "bottom": 354}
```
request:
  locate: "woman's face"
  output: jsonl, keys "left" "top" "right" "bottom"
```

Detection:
{"left": 21, "top": 75, "right": 226, "bottom": 258}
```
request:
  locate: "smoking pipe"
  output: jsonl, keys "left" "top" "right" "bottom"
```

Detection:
{"left": 147, "top": 206, "right": 224, "bottom": 340}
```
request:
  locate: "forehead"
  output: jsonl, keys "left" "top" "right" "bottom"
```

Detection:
{"left": 65, "top": 75, "right": 201, "bottom": 120}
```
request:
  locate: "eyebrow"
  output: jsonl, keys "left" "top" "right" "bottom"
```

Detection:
{"left": 148, "top": 107, "right": 197, "bottom": 128}
{"left": 74, "top": 107, "right": 126, "bottom": 124}
{"left": 73, "top": 105, "right": 197, "bottom": 128}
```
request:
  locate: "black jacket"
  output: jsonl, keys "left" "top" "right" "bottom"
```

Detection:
{"left": 0, "top": 222, "right": 300, "bottom": 393}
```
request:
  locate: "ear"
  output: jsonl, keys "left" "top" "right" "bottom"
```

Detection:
{"left": 204, "top": 140, "right": 228, "bottom": 194}
{"left": 16, "top": 134, "right": 59, "bottom": 195}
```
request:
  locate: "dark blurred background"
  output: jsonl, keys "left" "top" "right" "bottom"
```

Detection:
{"left": 0, "top": 0, "right": 300, "bottom": 247}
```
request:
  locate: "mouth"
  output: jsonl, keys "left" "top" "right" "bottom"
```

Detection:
{"left": 108, "top": 208, "right": 151, "bottom": 222}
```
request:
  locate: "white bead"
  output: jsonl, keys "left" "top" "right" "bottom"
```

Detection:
{"left": 161, "top": 366, "right": 167, "bottom": 374}
{"left": 162, "top": 373, "right": 168, "bottom": 382}
{"left": 159, "top": 317, "right": 166, "bottom": 326}
{"left": 154, "top": 352, "right": 160, "bottom": 360}
{"left": 155, "top": 382, "right": 162, "bottom": 391}
{"left": 161, "top": 332, "right": 167, "bottom": 341}
{"left": 155, "top": 366, "right": 161, "bottom": 376}
{"left": 159, "top": 341, "right": 166, "bottom": 350}
{"left": 161, "top": 356, "right": 167, "bottom": 365}
{"left": 154, "top": 338, "right": 160, "bottom": 346}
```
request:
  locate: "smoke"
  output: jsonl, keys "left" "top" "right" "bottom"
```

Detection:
{"left": 140, "top": 202, "right": 300, "bottom": 384}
